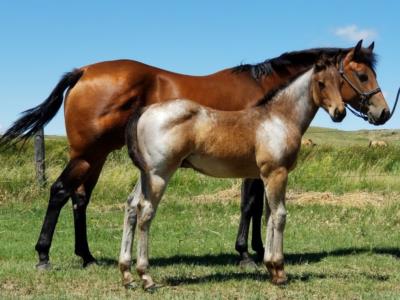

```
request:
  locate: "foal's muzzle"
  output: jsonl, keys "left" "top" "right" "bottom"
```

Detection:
{"left": 331, "top": 107, "right": 346, "bottom": 122}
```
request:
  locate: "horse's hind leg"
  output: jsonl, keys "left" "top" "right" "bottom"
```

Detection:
{"left": 251, "top": 180, "right": 265, "bottom": 261}
{"left": 71, "top": 156, "right": 107, "bottom": 267}
{"left": 235, "top": 178, "right": 264, "bottom": 268}
{"left": 35, "top": 157, "right": 91, "bottom": 269}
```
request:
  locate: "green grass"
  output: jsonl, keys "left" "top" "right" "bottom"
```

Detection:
{"left": 0, "top": 128, "right": 400, "bottom": 299}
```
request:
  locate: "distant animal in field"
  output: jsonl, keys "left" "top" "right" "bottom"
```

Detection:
{"left": 301, "top": 138, "right": 316, "bottom": 147}
{"left": 369, "top": 140, "right": 388, "bottom": 147}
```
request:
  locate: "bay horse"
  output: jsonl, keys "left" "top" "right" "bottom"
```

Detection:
{"left": 0, "top": 40, "right": 390, "bottom": 270}
{"left": 121, "top": 57, "right": 346, "bottom": 289}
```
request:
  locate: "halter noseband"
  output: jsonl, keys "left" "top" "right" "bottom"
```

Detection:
{"left": 338, "top": 59, "right": 382, "bottom": 120}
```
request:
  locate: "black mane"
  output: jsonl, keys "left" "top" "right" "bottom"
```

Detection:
{"left": 233, "top": 47, "right": 377, "bottom": 80}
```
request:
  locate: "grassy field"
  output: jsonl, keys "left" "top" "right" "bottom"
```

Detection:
{"left": 0, "top": 128, "right": 399, "bottom": 299}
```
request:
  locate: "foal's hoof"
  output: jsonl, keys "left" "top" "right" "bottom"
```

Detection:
{"left": 239, "top": 258, "right": 258, "bottom": 270}
{"left": 272, "top": 275, "right": 288, "bottom": 285}
{"left": 36, "top": 261, "right": 52, "bottom": 271}
{"left": 266, "top": 262, "right": 287, "bottom": 285}
{"left": 144, "top": 283, "right": 163, "bottom": 293}
{"left": 124, "top": 281, "right": 139, "bottom": 290}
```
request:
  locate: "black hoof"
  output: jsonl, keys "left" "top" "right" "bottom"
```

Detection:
{"left": 36, "top": 261, "right": 52, "bottom": 271}
{"left": 239, "top": 258, "right": 258, "bottom": 270}
{"left": 83, "top": 259, "right": 98, "bottom": 268}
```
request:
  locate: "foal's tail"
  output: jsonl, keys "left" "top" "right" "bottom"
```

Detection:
{"left": 0, "top": 69, "right": 83, "bottom": 149}
{"left": 126, "top": 108, "right": 148, "bottom": 172}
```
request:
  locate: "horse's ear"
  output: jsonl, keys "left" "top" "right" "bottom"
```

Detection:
{"left": 368, "top": 41, "right": 375, "bottom": 51}
{"left": 354, "top": 39, "right": 363, "bottom": 57}
{"left": 343, "top": 40, "right": 363, "bottom": 65}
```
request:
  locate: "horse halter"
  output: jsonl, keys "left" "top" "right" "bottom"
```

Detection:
{"left": 339, "top": 59, "right": 381, "bottom": 120}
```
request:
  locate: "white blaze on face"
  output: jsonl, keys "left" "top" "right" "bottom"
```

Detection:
{"left": 257, "top": 116, "right": 288, "bottom": 161}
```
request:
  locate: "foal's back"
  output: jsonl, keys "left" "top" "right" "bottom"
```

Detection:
{"left": 135, "top": 99, "right": 262, "bottom": 178}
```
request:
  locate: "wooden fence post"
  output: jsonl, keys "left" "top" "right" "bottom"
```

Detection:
{"left": 34, "top": 127, "right": 46, "bottom": 186}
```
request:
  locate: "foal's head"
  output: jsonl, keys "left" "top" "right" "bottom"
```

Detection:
{"left": 312, "top": 56, "right": 346, "bottom": 122}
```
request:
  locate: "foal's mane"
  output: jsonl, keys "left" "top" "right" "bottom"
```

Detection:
{"left": 255, "top": 69, "right": 310, "bottom": 107}
{"left": 232, "top": 47, "right": 377, "bottom": 80}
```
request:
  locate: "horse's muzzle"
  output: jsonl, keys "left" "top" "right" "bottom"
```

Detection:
{"left": 368, "top": 107, "right": 390, "bottom": 125}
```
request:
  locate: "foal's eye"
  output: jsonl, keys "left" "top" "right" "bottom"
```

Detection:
{"left": 318, "top": 81, "right": 325, "bottom": 89}
{"left": 357, "top": 73, "right": 369, "bottom": 82}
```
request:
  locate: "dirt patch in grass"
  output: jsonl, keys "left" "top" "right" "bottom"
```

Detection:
{"left": 286, "top": 191, "right": 399, "bottom": 207}
{"left": 190, "top": 184, "right": 399, "bottom": 207}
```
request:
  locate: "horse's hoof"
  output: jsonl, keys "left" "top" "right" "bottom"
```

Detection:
{"left": 239, "top": 258, "right": 258, "bottom": 270}
{"left": 83, "top": 259, "right": 98, "bottom": 268}
{"left": 36, "top": 261, "right": 52, "bottom": 271}
{"left": 124, "top": 281, "right": 139, "bottom": 290}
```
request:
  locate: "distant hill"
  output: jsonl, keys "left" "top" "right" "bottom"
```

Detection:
{"left": 304, "top": 127, "right": 400, "bottom": 146}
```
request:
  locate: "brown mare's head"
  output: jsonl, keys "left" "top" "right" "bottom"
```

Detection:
{"left": 340, "top": 40, "right": 390, "bottom": 125}
{"left": 312, "top": 56, "right": 346, "bottom": 122}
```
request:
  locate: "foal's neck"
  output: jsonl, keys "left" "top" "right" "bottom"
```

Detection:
{"left": 264, "top": 69, "right": 317, "bottom": 135}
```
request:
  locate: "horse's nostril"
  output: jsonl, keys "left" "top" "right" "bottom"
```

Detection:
{"left": 334, "top": 108, "right": 339, "bottom": 117}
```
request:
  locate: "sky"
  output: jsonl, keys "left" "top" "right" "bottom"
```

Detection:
{"left": 0, "top": 1, "right": 399, "bottom": 135}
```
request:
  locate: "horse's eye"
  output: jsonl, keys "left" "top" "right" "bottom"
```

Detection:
{"left": 358, "top": 73, "right": 368, "bottom": 82}
{"left": 318, "top": 81, "right": 325, "bottom": 89}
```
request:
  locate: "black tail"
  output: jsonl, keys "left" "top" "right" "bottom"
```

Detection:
{"left": 0, "top": 69, "right": 84, "bottom": 149}
{"left": 126, "top": 108, "right": 148, "bottom": 172}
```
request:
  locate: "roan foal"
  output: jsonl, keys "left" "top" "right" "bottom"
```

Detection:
{"left": 119, "top": 57, "right": 346, "bottom": 289}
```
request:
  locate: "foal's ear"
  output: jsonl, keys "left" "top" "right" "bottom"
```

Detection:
{"left": 315, "top": 54, "right": 329, "bottom": 71}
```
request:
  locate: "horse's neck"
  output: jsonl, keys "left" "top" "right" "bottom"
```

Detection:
{"left": 259, "top": 64, "right": 312, "bottom": 95}
{"left": 265, "top": 69, "right": 318, "bottom": 135}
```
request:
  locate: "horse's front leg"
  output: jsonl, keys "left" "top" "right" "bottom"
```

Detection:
{"left": 119, "top": 180, "right": 142, "bottom": 289}
{"left": 235, "top": 178, "right": 264, "bottom": 268}
{"left": 261, "top": 167, "right": 288, "bottom": 285}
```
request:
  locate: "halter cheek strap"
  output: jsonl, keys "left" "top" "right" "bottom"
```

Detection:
{"left": 339, "top": 59, "right": 380, "bottom": 120}
{"left": 339, "top": 59, "right": 399, "bottom": 121}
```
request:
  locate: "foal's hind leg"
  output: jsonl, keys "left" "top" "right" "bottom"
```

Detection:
{"left": 136, "top": 172, "right": 170, "bottom": 290}
{"left": 119, "top": 180, "right": 142, "bottom": 289}
{"left": 235, "top": 178, "right": 264, "bottom": 268}
{"left": 71, "top": 156, "right": 107, "bottom": 267}
{"left": 35, "top": 158, "right": 91, "bottom": 269}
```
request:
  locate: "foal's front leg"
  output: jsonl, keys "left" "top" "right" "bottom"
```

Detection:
{"left": 261, "top": 167, "right": 288, "bottom": 285}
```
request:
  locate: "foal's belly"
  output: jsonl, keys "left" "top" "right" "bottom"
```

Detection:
{"left": 184, "top": 155, "right": 260, "bottom": 178}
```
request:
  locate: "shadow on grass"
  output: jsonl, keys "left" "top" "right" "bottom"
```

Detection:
{"left": 165, "top": 270, "right": 389, "bottom": 286}
{"left": 95, "top": 246, "right": 399, "bottom": 269}
{"left": 285, "top": 246, "right": 400, "bottom": 265}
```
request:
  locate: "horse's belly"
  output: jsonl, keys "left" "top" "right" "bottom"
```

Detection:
{"left": 184, "top": 155, "right": 259, "bottom": 178}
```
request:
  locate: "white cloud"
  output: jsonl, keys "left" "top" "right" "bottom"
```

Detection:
{"left": 0, "top": 123, "right": 3, "bottom": 134}
{"left": 334, "top": 25, "right": 377, "bottom": 42}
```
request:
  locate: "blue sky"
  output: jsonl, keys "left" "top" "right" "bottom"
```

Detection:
{"left": 0, "top": 1, "right": 399, "bottom": 135}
